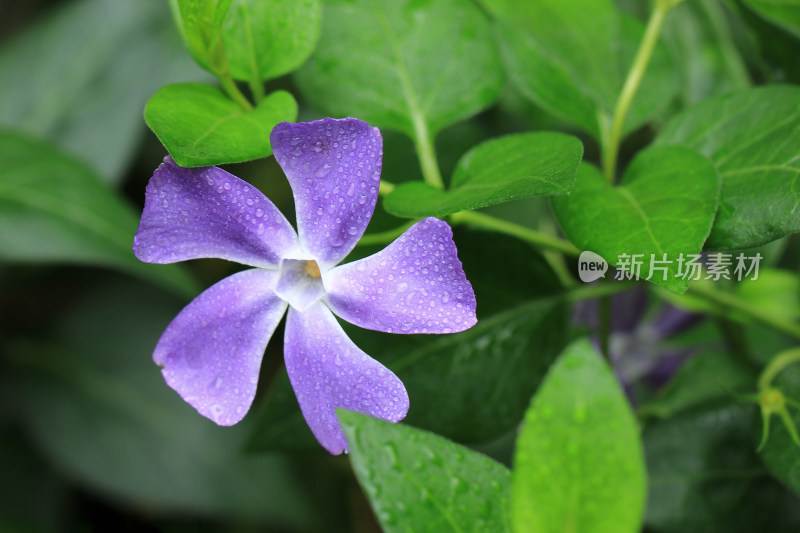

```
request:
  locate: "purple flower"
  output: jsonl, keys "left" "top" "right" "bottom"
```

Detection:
{"left": 133, "top": 117, "right": 477, "bottom": 454}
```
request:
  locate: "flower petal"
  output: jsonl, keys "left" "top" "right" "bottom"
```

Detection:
{"left": 134, "top": 157, "right": 298, "bottom": 268}
{"left": 271, "top": 118, "right": 381, "bottom": 267}
{"left": 284, "top": 303, "right": 408, "bottom": 454}
{"left": 325, "top": 218, "right": 477, "bottom": 334}
{"left": 154, "top": 269, "right": 287, "bottom": 426}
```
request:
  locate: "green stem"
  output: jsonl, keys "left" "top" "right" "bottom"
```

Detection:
{"left": 602, "top": 0, "right": 672, "bottom": 182}
{"left": 759, "top": 348, "right": 800, "bottom": 391}
{"left": 450, "top": 211, "right": 581, "bottom": 257}
{"left": 411, "top": 113, "right": 444, "bottom": 189}
{"left": 357, "top": 221, "right": 416, "bottom": 247}
{"left": 688, "top": 282, "right": 800, "bottom": 341}
{"left": 218, "top": 72, "right": 253, "bottom": 112}
{"left": 373, "top": 4, "right": 444, "bottom": 189}
{"left": 248, "top": 78, "right": 265, "bottom": 105}
{"left": 379, "top": 181, "right": 396, "bottom": 196}
{"left": 564, "top": 281, "right": 637, "bottom": 302}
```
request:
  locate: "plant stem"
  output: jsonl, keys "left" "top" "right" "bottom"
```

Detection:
{"left": 759, "top": 348, "right": 800, "bottom": 391}
{"left": 218, "top": 72, "right": 253, "bottom": 112}
{"left": 564, "top": 281, "right": 637, "bottom": 302}
{"left": 378, "top": 181, "right": 396, "bottom": 196}
{"left": 688, "top": 282, "right": 800, "bottom": 341}
{"left": 248, "top": 78, "right": 265, "bottom": 105}
{"left": 357, "top": 221, "right": 416, "bottom": 247}
{"left": 602, "top": 0, "right": 673, "bottom": 182}
{"left": 450, "top": 211, "right": 581, "bottom": 257}
{"left": 411, "top": 112, "right": 445, "bottom": 189}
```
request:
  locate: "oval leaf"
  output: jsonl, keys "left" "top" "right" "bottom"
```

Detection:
{"left": 0, "top": 0, "right": 210, "bottom": 182}
{"left": 511, "top": 338, "right": 647, "bottom": 533}
{"left": 0, "top": 131, "right": 197, "bottom": 297}
{"left": 383, "top": 132, "right": 583, "bottom": 218}
{"left": 294, "top": 0, "right": 503, "bottom": 137}
{"left": 173, "top": 0, "right": 233, "bottom": 72}
{"left": 223, "top": 0, "right": 321, "bottom": 82}
{"left": 339, "top": 409, "right": 512, "bottom": 533}
{"left": 742, "top": 0, "right": 800, "bottom": 38}
{"left": 484, "top": 0, "right": 675, "bottom": 139}
{"left": 144, "top": 83, "right": 297, "bottom": 166}
{"left": 552, "top": 146, "right": 720, "bottom": 294}
{"left": 655, "top": 85, "right": 800, "bottom": 249}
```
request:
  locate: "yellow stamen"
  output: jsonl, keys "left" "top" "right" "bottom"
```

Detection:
{"left": 303, "top": 260, "right": 321, "bottom": 278}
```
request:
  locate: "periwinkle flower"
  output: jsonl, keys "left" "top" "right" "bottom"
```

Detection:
{"left": 133, "top": 117, "right": 477, "bottom": 454}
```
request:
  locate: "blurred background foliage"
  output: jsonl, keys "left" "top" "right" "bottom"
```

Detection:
{"left": 1, "top": 0, "right": 800, "bottom": 531}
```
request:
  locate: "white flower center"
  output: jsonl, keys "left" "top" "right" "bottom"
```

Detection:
{"left": 274, "top": 258, "right": 325, "bottom": 311}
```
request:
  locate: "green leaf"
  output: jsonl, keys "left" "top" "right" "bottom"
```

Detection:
{"left": 644, "top": 400, "right": 800, "bottom": 533}
{"left": 511, "top": 338, "right": 647, "bottom": 533}
{"left": 3, "top": 280, "right": 321, "bottom": 526}
{"left": 144, "top": 83, "right": 297, "bottom": 167}
{"left": 395, "top": 300, "right": 568, "bottom": 442}
{"left": 338, "top": 410, "right": 512, "bottom": 533}
{"left": 742, "top": 0, "right": 800, "bottom": 38}
{"left": 736, "top": 268, "right": 800, "bottom": 323}
{"left": 0, "top": 0, "right": 210, "bottom": 182}
{"left": 638, "top": 352, "right": 756, "bottom": 420}
{"left": 0, "top": 131, "right": 197, "bottom": 297}
{"left": 174, "top": 0, "right": 234, "bottom": 72}
{"left": 483, "top": 0, "right": 675, "bottom": 139}
{"left": 655, "top": 85, "right": 800, "bottom": 249}
{"left": 551, "top": 146, "right": 720, "bottom": 293}
{"left": 222, "top": 0, "right": 321, "bottom": 82}
{"left": 383, "top": 132, "right": 583, "bottom": 218}
{"left": 661, "top": 0, "right": 750, "bottom": 106}
{"left": 294, "top": 0, "right": 503, "bottom": 137}
{"left": 454, "top": 227, "right": 565, "bottom": 316}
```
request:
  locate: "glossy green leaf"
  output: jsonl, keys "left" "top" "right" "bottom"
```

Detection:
{"left": 742, "top": 0, "right": 800, "bottom": 38}
{"left": 339, "top": 410, "right": 512, "bottom": 533}
{"left": 511, "top": 338, "right": 647, "bottom": 533}
{"left": 0, "top": 0, "right": 209, "bottom": 182}
{"left": 656, "top": 85, "right": 800, "bottom": 249}
{"left": 453, "top": 227, "right": 565, "bottom": 316}
{"left": 645, "top": 400, "right": 800, "bottom": 533}
{"left": 395, "top": 300, "right": 568, "bottom": 442}
{"left": 144, "top": 83, "right": 297, "bottom": 167}
{"left": 4, "top": 280, "right": 319, "bottom": 525}
{"left": 294, "top": 0, "right": 503, "bottom": 137}
{"left": 0, "top": 131, "right": 197, "bottom": 297}
{"left": 661, "top": 0, "right": 750, "bottom": 106}
{"left": 552, "top": 146, "right": 720, "bottom": 293}
{"left": 383, "top": 132, "right": 583, "bottom": 218}
{"left": 483, "top": 0, "right": 675, "bottom": 139}
{"left": 174, "top": 0, "right": 233, "bottom": 72}
{"left": 222, "top": 0, "right": 321, "bottom": 82}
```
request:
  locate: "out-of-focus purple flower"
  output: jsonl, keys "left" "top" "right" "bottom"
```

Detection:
{"left": 133, "top": 118, "right": 477, "bottom": 454}
{"left": 573, "top": 287, "right": 705, "bottom": 397}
